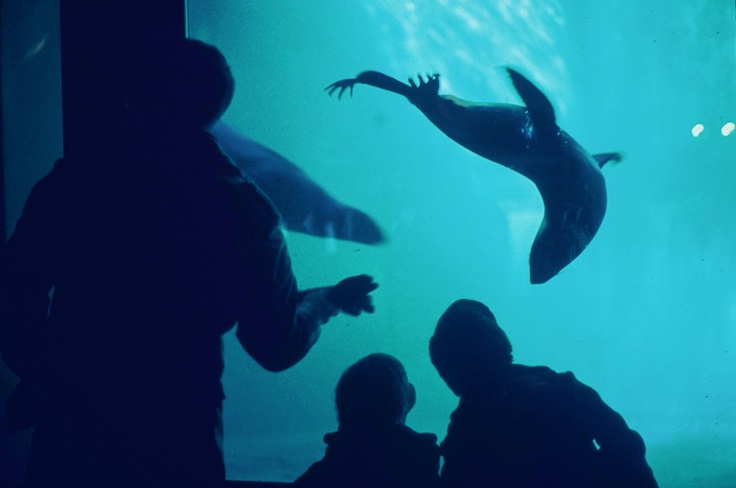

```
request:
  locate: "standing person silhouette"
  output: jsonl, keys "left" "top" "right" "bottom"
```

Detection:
{"left": 430, "top": 299, "right": 658, "bottom": 488}
{"left": 0, "top": 38, "right": 377, "bottom": 487}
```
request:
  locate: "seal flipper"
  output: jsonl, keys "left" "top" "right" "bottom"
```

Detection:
{"left": 326, "top": 71, "right": 413, "bottom": 100}
{"left": 506, "top": 67, "right": 557, "bottom": 132}
{"left": 355, "top": 71, "right": 414, "bottom": 98}
{"left": 592, "top": 152, "right": 623, "bottom": 168}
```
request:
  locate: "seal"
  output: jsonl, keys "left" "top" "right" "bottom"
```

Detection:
{"left": 327, "top": 69, "right": 620, "bottom": 283}
{"left": 211, "top": 122, "right": 385, "bottom": 245}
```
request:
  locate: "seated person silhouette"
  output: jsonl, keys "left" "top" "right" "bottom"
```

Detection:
{"left": 429, "top": 299, "right": 659, "bottom": 488}
{"left": 295, "top": 353, "right": 440, "bottom": 488}
{"left": 0, "top": 38, "right": 377, "bottom": 487}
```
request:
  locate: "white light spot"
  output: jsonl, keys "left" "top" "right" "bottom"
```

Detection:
{"left": 691, "top": 124, "right": 705, "bottom": 137}
{"left": 24, "top": 34, "right": 49, "bottom": 59}
{"left": 721, "top": 122, "right": 735, "bottom": 137}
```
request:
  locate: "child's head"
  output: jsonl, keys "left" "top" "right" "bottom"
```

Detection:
{"left": 335, "top": 353, "right": 416, "bottom": 430}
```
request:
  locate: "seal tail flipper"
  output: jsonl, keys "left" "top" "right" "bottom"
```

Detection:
{"left": 211, "top": 122, "right": 386, "bottom": 245}
{"left": 505, "top": 67, "right": 557, "bottom": 130}
{"left": 593, "top": 152, "right": 623, "bottom": 168}
{"left": 326, "top": 70, "right": 413, "bottom": 100}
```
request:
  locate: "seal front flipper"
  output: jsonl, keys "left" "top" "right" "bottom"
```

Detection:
{"left": 593, "top": 152, "right": 623, "bottom": 168}
{"left": 326, "top": 70, "right": 414, "bottom": 100}
{"left": 506, "top": 67, "right": 557, "bottom": 136}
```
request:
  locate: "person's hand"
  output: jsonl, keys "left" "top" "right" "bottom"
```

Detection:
{"left": 327, "top": 274, "right": 378, "bottom": 316}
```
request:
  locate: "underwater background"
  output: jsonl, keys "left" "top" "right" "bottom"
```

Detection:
{"left": 191, "top": 2, "right": 736, "bottom": 485}
{"left": 2, "top": 1, "right": 735, "bottom": 486}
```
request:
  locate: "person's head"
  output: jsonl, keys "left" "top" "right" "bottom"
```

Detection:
{"left": 335, "top": 353, "right": 416, "bottom": 430}
{"left": 429, "top": 299, "right": 513, "bottom": 396}
{"left": 127, "top": 38, "right": 235, "bottom": 129}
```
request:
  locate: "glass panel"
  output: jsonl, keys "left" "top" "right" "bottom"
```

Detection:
{"left": 193, "top": 1, "right": 735, "bottom": 485}
{"left": 1, "top": 0, "right": 63, "bottom": 238}
{"left": 0, "top": 1, "right": 62, "bottom": 485}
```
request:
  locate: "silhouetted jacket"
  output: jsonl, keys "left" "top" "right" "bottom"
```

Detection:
{"left": 0, "top": 113, "right": 333, "bottom": 482}
{"left": 295, "top": 424, "right": 440, "bottom": 488}
{"left": 440, "top": 364, "right": 658, "bottom": 488}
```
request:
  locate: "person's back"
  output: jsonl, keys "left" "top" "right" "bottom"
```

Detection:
{"left": 441, "top": 364, "right": 632, "bottom": 487}
{"left": 295, "top": 353, "right": 440, "bottom": 488}
{"left": 298, "top": 424, "right": 439, "bottom": 488}
{"left": 0, "top": 39, "right": 378, "bottom": 486}
{"left": 430, "top": 299, "right": 658, "bottom": 488}
{"left": 18, "top": 113, "right": 249, "bottom": 483}
{"left": 0, "top": 39, "right": 272, "bottom": 485}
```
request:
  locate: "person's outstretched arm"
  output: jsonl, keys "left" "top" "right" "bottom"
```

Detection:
{"left": 232, "top": 179, "right": 377, "bottom": 372}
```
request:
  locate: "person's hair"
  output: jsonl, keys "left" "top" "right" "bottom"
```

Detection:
{"left": 128, "top": 38, "right": 235, "bottom": 128}
{"left": 335, "top": 353, "right": 415, "bottom": 429}
{"left": 429, "top": 299, "right": 513, "bottom": 394}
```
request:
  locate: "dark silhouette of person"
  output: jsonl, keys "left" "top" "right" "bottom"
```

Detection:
{"left": 294, "top": 353, "right": 440, "bottom": 488}
{"left": 0, "top": 38, "right": 378, "bottom": 487}
{"left": 429, "top": 299, "right": 659, "bottom": 488}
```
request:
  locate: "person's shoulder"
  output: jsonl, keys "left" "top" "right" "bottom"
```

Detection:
{"left": 393, "top": 425, "right": 441, "bottom": 483}
{"left": 393, "top": 424, "right": 440, "bottom": 450}
{"left": 512, "top": 364, "right": 601, "bottom": 410}
{"left": 30, "top": 157, "right": 82, "bottom": 192}
{"left": 293, "top": 459, "right": 327, "bottom": 487}
{"left": 183, "top": 129, "right": 281, "bottom": 229}
{"left": 512, "top": 363, "right": 556, "bottom": 376}
{"left": 229, "top": 173, "right": 281, "bottom": 229}
{"left": 503, "top": 364, "right": 580, "bottom": 398}
{"left": 511, "top": 363, "right": 564, "bottom": 383}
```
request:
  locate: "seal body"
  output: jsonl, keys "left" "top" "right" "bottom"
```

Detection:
{"left": 327, "top": 69, "right": 618, "bottom": 283}
{"left": 421, "top": 95, "right": 608, "bottom": 284}
{"left": 211, "top": 122, "right": 385, "bottom": 245}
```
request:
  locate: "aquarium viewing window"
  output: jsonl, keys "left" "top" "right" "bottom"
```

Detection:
{"left": 1, "top": 1, "right": 735, "bottom": 486}
{"left": 188, "top": 2, "right": 736, "bottom": 485}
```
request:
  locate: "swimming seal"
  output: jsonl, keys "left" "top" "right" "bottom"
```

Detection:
{"left": 212, "top": 122, "right": 385, "bottom": 245}
{"left": 327, "top": 69, "right": 620, "bottom": 284}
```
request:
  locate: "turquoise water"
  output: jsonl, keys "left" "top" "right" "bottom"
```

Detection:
{"left": 1, "top": 1, "right": 734, "bottom": 486}
{"left": 189, "top": 1, "right": 736, "bottom": 485}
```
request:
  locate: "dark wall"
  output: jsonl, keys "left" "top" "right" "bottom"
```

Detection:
{"left": 60, "top": 0, "right": 187, "bottom": 154}
{"left": 0, "top": 3, "right": 188, "bottom": 486}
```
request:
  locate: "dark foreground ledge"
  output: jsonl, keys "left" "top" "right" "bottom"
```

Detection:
{"left": 226, "top": 482, "right": 290, "bottom": 487}
{"left": 15, "top": 482, "right": 291, "bottom": 487}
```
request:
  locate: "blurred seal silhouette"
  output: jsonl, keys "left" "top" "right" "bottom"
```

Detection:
{"left": 327, "top": 68, "right": 621, "bottom": 284}
{"left": 211, "top": 122, "right": 385, "bottom": 245}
